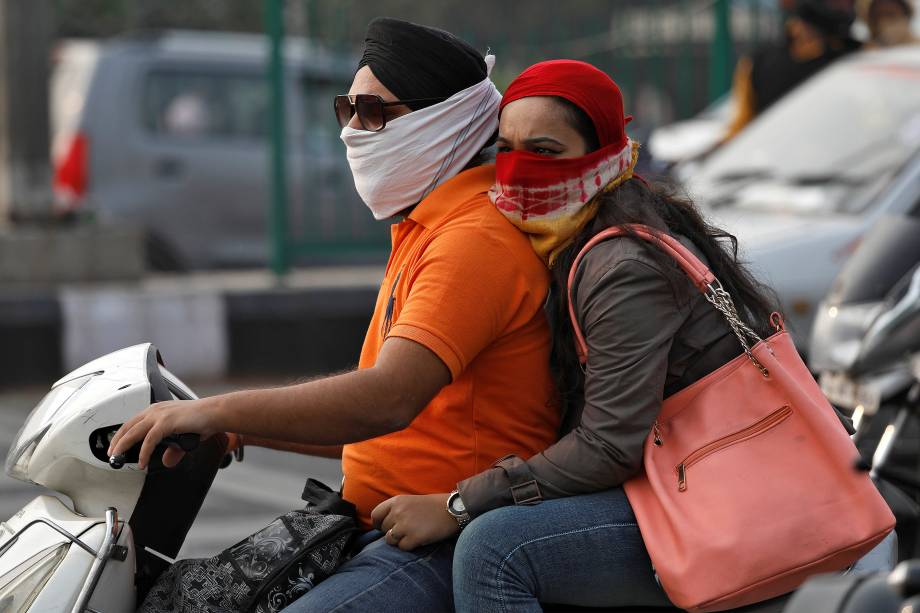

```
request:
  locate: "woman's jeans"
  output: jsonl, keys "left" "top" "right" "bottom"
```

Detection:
{"left": 281, "top": 488, "right": 669, "bottom": 612}
{"left": 453, "top": 487, "right": 672, "bottom": 612}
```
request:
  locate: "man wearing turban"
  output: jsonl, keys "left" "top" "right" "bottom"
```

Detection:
{"left": 110, "top": 18, "right": 559, "bottom": 612}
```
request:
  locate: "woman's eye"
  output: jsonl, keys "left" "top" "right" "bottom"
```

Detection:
{"left": 533, "top": 147, "right": 558, "bottom": 156}
{"left": 496, "top": 145, "right": 512, "bottom": 153}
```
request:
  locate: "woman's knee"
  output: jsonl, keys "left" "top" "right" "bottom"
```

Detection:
{"left": 454, "top": 508, "right": 541, "bottom": 611}
{"left": 455, "top": 510, "right": 501, "bottom": 572}
{"left": 454, "top": 507, "right": 529, "bottom": 579}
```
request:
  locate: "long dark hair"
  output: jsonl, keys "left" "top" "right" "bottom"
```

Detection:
{"left": 548, "top": 98, "right": 778, "bottom": 404}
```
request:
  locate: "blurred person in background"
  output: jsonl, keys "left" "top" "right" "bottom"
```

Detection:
{"left": 726, "top": 0, "right": 860, "bottom": 139}
{"left": 863, "top": 0, "right": 919, "bottom": 47}
{"left": 109, "top": 17, "right": 559, "bottom": 612}
{"left": 162, "top": 90, "right": 210, "bottom": 136}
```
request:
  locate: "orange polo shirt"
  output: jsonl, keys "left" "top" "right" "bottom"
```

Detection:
{"left": 341, "top": 164, "right": 559, "bottom": 528}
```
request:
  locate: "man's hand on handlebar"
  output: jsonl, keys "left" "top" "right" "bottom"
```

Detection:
{"left": 108, "top": 398, "right": 220, "bottom": 469}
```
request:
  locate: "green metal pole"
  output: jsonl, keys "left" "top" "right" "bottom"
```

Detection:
{"left": 677, "top": 0, "right": 693, "bottom": 118}
{"left": 709, "top": 0, "right": 733, "bottom": 102}
{"left": 266, "top": 0, "right": 289, "bottom": 277}
{"left": 618, "top": 13, "right": 635, "bottom": 119}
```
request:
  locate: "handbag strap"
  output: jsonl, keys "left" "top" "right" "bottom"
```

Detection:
{"left": 301, "top": 478, "right": 358, "bottom": 519}
{"left": 566, "top": 223, "right": 771, "bottom": 378}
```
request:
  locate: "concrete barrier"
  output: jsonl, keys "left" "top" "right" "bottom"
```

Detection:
{"left": 0, "top": 267, "right": 382, "bottom": 388}
{"left": 0, "top": 224, "right": 144, "bottom": 285}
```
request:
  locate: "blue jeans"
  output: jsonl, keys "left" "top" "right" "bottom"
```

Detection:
{"left": 281, "top": 530, "right": 455, "bottom": 612}
{"left": 452, "top": 487, "right": 672, "bottom": 612}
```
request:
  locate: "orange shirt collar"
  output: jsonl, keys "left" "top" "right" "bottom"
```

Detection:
{"left": 408, "top": 164, "right": 496, "bottom": 229}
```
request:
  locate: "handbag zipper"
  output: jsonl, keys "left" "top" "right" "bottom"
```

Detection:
{"left": 676, "top": 405, "right": 792, "bottom": 492}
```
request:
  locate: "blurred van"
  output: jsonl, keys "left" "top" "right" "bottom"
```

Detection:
{"left": 51, "top": 30, "right": 381, "bottom": 270}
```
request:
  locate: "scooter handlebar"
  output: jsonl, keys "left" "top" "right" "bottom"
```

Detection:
{"left": 108, "top": 433, "right": 201, "bottom": 469}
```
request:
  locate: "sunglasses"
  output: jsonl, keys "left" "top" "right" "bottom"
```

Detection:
{"left": 333, "top": 94, "right": 447, "bottom": 132}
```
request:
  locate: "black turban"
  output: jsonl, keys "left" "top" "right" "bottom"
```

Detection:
{"left": 358, "top": 17, "right": 487, "bottom": 111}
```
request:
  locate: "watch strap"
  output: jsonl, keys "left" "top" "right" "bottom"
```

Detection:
{"left": 447, "top": 490, "right": 471, "bottom": 530}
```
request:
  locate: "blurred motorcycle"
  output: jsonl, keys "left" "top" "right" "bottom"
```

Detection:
{"left": 784, "top": 349, "right": 920, "bottom": 613}
{"left": 809, "top": 209, "right": 920, "bottom": 560}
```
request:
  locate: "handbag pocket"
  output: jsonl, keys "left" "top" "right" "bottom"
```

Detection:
{"left": 676, "top": 405, "right": 792, "bottom": 492}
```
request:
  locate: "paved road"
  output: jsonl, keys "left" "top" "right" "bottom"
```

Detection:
{"left": 0, "top": 381, "right": 343, "bottom": 559}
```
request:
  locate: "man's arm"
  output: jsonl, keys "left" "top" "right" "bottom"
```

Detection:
{"left": 108, "top": 337, "right": 451, "bottom": 468}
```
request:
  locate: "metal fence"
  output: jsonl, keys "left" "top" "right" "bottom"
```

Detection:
{"left": 265, "top": 0, "right": 782, "bottom": 275}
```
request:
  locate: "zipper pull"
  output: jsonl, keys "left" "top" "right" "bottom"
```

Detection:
{"left": 653, "top": 422, "right": 663, "bottom": 446}
{"left": 677, "top": 464, "right": 687, "bottom": 491}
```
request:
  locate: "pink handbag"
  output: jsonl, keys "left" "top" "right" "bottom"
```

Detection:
{"left": 567, "top": 225, "right": 895, "bottom": 613}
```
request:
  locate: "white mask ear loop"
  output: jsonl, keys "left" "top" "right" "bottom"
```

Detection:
{"left": 423, "top": 54, "right": 499, "bottom": 197}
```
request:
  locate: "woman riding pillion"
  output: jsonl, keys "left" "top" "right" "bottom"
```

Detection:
{"left": 372, "top": 60, "right": 784, "bottom": 610}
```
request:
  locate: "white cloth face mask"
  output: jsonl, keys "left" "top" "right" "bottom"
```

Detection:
{"left": 341, "top": 56, "right": 501, "bottom": 221}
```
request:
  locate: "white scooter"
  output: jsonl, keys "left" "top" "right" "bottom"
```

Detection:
{"left": 0, "top": 344, "right": 901, "bottom": 613}
{"left": 0, "top": 344, "right": 231, "bottom": 613}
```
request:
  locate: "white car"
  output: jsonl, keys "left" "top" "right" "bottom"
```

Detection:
{"left": 684, "top": 46, "right": 920, "bottom": 354}
{"left": 647, "top": 95, "right": 731, "bottom": 173}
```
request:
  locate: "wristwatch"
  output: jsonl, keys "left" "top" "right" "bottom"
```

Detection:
{"left": 446, "top": 490, "right": 471, "bottom": 530}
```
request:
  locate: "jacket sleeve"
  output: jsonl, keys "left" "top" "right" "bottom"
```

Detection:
{"left": 458, "top": 255, "right": 690, "bottom": 517}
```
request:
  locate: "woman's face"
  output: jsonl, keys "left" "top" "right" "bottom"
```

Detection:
{"left": 496, "top": 96, "right": 590, "bottom": 159}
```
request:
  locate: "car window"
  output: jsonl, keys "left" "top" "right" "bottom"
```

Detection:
{"left": 690, "top": 55, "right": 920, "bottom": 214}
{"left": 142, "top": 70, "right": 268, "bottom": 141}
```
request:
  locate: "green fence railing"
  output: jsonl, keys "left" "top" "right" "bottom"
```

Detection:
{"left": 265, "top": 0, "right": 781, "bottom": 276}
{"left": 266, "top": 0, "right": 289, "bottom": 278}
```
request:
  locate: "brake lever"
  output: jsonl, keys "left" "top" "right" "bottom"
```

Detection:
{"left": 219, "top": 439, "right": 245, "bottom": 470}
{"left": 109, "top": 433, "right": 201, "bottom": 469}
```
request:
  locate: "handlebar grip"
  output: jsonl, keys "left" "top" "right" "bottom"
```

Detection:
{"left": 108, "top": 433, "right": 201, "bottom": 469}
{"left": 161, "top": 433, "right": 201, "bottom": 452}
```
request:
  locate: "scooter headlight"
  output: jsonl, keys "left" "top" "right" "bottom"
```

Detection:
{"left": 4, "top": 373, "right": 96, "bottom": 482}
{"left": 0, "top": 543, "right": 69, "bottom": 613}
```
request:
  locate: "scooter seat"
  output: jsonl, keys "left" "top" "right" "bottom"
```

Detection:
{"left": 542, "top": 593, "right": 788, "bottom": 613}
{"left": 542, "top": 532, "right": 898, "bottom": 613}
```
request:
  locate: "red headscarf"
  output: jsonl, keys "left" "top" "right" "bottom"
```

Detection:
{"left": 499, "top": 59, "right": 631, "bottom": 150}
{"left": 489, "top": 60, "right": 639, "bottom": 266}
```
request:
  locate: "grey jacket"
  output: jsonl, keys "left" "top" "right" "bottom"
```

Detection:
{"left": 458, "top": 234, "right": 743, "bottom": 517}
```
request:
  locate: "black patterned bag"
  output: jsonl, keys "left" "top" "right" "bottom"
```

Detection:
{"left": 138, "top": 509, "right": 357, "bottom": 613}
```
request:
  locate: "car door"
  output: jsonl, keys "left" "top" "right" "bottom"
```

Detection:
{"left": 132, "top": 61, "right": 273, "bottom": 268}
